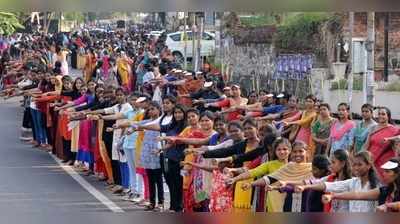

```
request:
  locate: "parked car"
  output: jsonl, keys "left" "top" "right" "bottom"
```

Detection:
{"left": 145, "top": 30, "right": 164, "bottom": 40}
{"left": 165, "top": 31, "right": 215, "bottom": 64}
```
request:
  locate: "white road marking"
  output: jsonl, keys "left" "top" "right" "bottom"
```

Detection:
{"left": 49, "top": 154, "right": 124, "bottom": 213}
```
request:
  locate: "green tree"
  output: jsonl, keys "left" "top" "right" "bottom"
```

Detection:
{"left": 0, "top": 12, "right": 24, "bottom": 35}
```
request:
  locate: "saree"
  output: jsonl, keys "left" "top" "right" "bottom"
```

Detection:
{"left": 354, "top": 121, "right": 376, "bottom": 153}
{"left": 97, "top": 119, "right": 113, "bottom": 180}
{"left": 311, "top": 118, "right": 335, "bottom": 156}
{"left": 367, "top": 125, "right": 399, "bottom": 179}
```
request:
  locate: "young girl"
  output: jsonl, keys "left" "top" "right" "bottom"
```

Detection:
{"left": 268, "top": 154, "right": 331, "bottom": 212}
{"left": 225, "top": 137, "right": 292, "bottom": 212}
{"left": 321, "top": 158, "right": 400, "bottom": 212}
{"left": 201, "top": 118, "right": 261, "bottom": 211}
{"left": 327, "top": 103, "right": 356, "bottom": 157}
{"left": 135, "top": 101, "right": 164, "bottom": 211}
{"left": 297, "top": 151, "right": 379, "bottom": 212}
{"left": 311, "top": 103, "right": 335, "bottom": 156}
{"left": 284, "top": 94, "right": 317, "bottom": 159}
{"left": 134, "top": 97, "right": 187, "bottom": 212}
{"left": 353, "top": 104, "right": 376, "bottom": 154}
{"left": 296, "top": 149, "right": 353, "bottom": 212}
{"left": 181, "top": 158, "right": 233, "bottom": 212}
{"left": 247, "top": 141, "right": 313, "bottom": 212}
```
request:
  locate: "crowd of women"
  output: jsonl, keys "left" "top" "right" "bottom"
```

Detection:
{"left": 1, "top": 29, "right": 400, "bottom": 213}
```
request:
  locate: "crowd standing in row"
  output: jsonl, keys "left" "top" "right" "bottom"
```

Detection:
{"left": 0, "top": 29, "right": 400, "bottom": 213}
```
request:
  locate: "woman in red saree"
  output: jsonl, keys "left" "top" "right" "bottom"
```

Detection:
{"left": 364, "top": 107, "right": 399, "bottom": 179}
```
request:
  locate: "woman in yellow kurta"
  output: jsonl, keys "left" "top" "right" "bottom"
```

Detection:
{"left": 284, "top": 95, "right": 317, "bottom": 160}
{"left": 116, "top": 52, "right": 132, "bottom": 88}
{"left": 225, "top": 138, "right": 292, "bottom": 212}
{"left": 249, "top": 140, "right": 313, "bottom": 212}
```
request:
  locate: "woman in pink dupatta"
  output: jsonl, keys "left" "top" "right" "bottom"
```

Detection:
{"left": 364, "top": 107, "right": 399, "bottom": 179}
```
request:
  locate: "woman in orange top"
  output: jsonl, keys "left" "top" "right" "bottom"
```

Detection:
{"left": 283, "top": 95, "right": 317, "bottom": 160}
{"left": 83, "top": 49, "right": 97, "bottom": 83}
{"left": 207, "top": 84, "right": 248, "bottom": 121}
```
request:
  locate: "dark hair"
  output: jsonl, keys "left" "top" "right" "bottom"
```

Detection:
{"left": 319, "top": 103, "right": 331, "bottom": 111}
{"left": 73, "top": 77, "right": 84, "bottom": 91}
{"left": 186, "top": 108, "right": 200, "bottom": 116}
{"left": 172, "top": 104, "right": 187, "bottom": 133}
{"left": 242, "top": 118, "right": 258, "bottom": 128}
{"left": 338, "top": 102, "right": 350, "bottom": 111}
{"left": 248, "top": 91, "right": 258, "bottom": 97}
{"left": 353, "top": 151, "right": 379, "bottom": 189}
{"left": 333, "top": 149, "right": 352, "bottom": 180}
{"left": 145, "top": 101, "right": 161, "bottom": 119}
{"left": 361, "top": 103, "right": 374, "bottom": 113}
{"left": 338, "top": 102, "right": 351, "bottom": 120}
{"left": 200, "top": 110, "right": 216, "bottom": 121}
{"left": 214, "top": 115, "right": 226, "bottom": 125}
{"left": 386, "top": 157, "right": 400, "bottom": 201}
{"left": 115, "top": 87, "right": 128, "bottom": 95}
{"left": 260, "top": 124, "right": 278, "bottom": 145}
{"left": 228, "top": 121, "right": 243, "bottom": 131}
{"left": 271, "top": 137, "right": 292, "bottom": 160}
{"left": 292, "top": 140, "right": 308, "bottom": 151}
{"left": 260, "top": 124, "right": 279, "bottom": 160}
{"left": 305, "top": 94, "right": 317, "bottom": 103}
{"left": 377, "top": 106, "right": 393, "bottom": 124}
{"left": 163, "top": 94, "right": 177, "bottom": 105}
{"left": 312, "top": 155, "right": 331, "bottom": 175}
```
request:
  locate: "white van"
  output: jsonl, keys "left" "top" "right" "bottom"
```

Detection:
{"left": 165, "top": 31, "right": 215, "bottom": 64}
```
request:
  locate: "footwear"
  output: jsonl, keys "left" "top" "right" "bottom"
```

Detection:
{"left": 68, "top": 160, "right": 75, "bottom": 166}
{"left": 82, "top": 170, "right": 94, "bottom": 176}
{"left": 144, "top": 204, "right": 155, "bottom": 211}
{"left": 112, "top": 186, "right": 123, "bottom": 194}
{"left": 120, "top": 189, "right": 131, "bottom": 196}
{"left": 19, "top": 136, "right": 32, "bottom": 141}
{"left": 122, "top": 192, "right": 140, "bottom": 202}
{"left": 122, "top": 192, "right": 138, "bottom": 201}
{"left": 156, "top": 204, "right": 164, "bottom": 212}
{"left": 130, "top": 195, "right": 143, "bottom": 203}
{"left": 61, "top": 159, "right": 69, "bottom": 163}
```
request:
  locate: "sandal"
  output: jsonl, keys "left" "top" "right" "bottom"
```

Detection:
{"left": 144, "top": 204, "right": 155, "bottom": 211}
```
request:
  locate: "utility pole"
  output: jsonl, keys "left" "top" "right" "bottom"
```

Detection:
{"left": 384, "top": 13, "right": 389, "bottom": 82}
{"left": 196, "top": 16, "right": 203, "bottom": 72}
{"left": 192, "top": 13, "right": 196, "bottom": 71}
{"left": 348, "top": 12, "right": 354, "bottom": 108}
{"left": 366, "top": 12, "right": 375, "bottom": 105}
{"left": 183, "top": 12, "right": 187, "bottom": 70}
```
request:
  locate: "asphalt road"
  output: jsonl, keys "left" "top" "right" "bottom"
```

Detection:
{"left": 0, "top": 97, "right": 149, "bottom": 217}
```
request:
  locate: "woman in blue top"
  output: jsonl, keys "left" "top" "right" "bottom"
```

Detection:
{"left": 134, "top": 95, "right": 187, "bottom": 212}
{"left": 136, "top": 101, "right": 164, "bottom": 211}
{"left": 352, "top": 104, "right": 376, "bottom": 154}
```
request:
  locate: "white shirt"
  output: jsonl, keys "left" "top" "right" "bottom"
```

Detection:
{"left": 104, "top": 103, "right": 133, "bottom": 161}
{"left": 325, "top": 177, "right": 377, "bottom": 212}
{"left": 142, "top": 71, "right": 155, "bottom": 84}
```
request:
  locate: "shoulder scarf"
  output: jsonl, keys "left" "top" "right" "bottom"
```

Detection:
{"left": 330, "top": 120, "right": 356, "bottom": 142}
{"left": 269, "top": 162, "right": 313, "bottom": 182}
